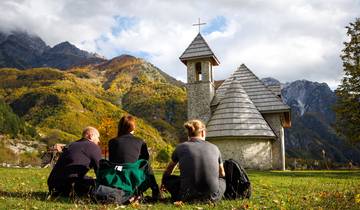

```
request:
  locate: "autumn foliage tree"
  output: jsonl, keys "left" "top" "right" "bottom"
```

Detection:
{"left": 335, "top": 18, "right": 360, "bottom": 143}
{"left": 98, "top": 117, "right": 117, "bottom": 157}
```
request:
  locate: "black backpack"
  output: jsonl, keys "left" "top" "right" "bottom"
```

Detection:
{"left": 224, "top": 159, "right": 251, "bottom": 199}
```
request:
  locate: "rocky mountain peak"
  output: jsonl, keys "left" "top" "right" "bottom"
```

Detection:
{"left": 2, "top": 31, "right": 49, "bottom": 54}
{"left": 98, "top": 54, "right": 141, "bottom": 70}
{"left": 0, "top": 32, "right": 7, "bottom": 43}
{"left": 0, "top": 31, "right": 50, "bottom": 69}
{"left": 282, "top": 79, "right": 335, "bottom": 121}
{"left": 0, "top": 31, "right": 106, "bottom": 69}
{"left": 111, "top": 54, "right": 138, "bottom": 63}
{"left": 52, "top": 41, "right": 73, "bottom": 49}
{"left": 262, "top": 77, "right": 281, "bottom": 86}
{"left": 260, "top": 77, "right": 360, "bottom": 164}
{"left": 48, "top": 41, "right": 92, "bottom": 58}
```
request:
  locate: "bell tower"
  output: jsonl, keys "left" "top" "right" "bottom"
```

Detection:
{"left": 179, "top": 33, "right": 220, "bottom": 123}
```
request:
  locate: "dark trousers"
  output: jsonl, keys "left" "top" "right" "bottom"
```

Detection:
{"left": 137, "top": 165, "right": 160, "bottom": 199}
{"left": 162, "top": 175, "right": 182, "bottom": 201}
{"left": 48, "top": 176, "right": 96, "bottom": 197}
{"left": 162, "top": 175, "right": 226, "bottom": 202}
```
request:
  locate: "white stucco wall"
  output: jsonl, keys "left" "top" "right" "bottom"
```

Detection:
{"left": 208, "top": 138, "right": 273, "bottom": 170}
{"left": 263, "top": 113, "right": 285, "bottom": 170}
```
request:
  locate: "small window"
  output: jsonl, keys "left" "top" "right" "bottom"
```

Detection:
{"left": 195, "top": 62, "right": 202, "bottom": 81}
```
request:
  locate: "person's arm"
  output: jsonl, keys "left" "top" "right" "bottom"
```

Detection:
{"left": 163, "top": 147, "right": 179, "bottom": 178}
{"left": 218, "top": 149, "right": 225, "bottom": 177}
{"left": 139, "top": 142, "right": 150, "bottom": 160}
{"left": 91, "top": 145, "right": 102, "bottom": 172}
{"left": 107, "top": 139, "right": 113, "bottom": 162}
{"left": 160, "top": 161, "right": 177, "bottom": 191}
{"left": 161, "top": 148, "right": 179, "bottom": 191}
{"left": 163, "top": 161, "right": 177, "bottom": 177}
{"left": 219, "top": 163, "right": 225, "bottom": 177}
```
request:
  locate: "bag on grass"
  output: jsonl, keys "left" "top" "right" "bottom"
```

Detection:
{"left": 93, "top": 184, "right": 131, "bottom": 204}
{"left": 93, "top": 159, "right": 148, "bottom": 204}
{"left": 224, "top": 159, "right": 251, "bottom": 199}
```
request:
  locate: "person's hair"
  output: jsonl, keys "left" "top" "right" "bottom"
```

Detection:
{"left": 82, "top": 126, "right": 99, "bottom": 139}
{"left": 118, "top": 115, "right": 136, "bottom": 136}
{"left": 184, "top": 119, "right": 205, "bottom": 137}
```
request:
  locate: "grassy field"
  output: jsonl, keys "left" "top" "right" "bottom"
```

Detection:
{"left": 0, "top": 168, "right": 359, "bottom": 209}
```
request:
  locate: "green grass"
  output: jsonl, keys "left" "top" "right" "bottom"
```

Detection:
{"left": 0, "top": 168, "right": 359, "bottom": 209}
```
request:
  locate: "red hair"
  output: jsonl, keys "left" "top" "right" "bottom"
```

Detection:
{"left": 118, "top": 115, "right": 136, "bottom": 136}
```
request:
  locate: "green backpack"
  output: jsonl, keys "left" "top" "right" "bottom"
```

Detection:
{"left": 96, "top": 159, "right": 148, "bottom": 195}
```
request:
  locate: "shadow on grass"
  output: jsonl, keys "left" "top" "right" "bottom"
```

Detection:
{"left": 0, "top": 190, "right": 48, "bottom": 200}
{"left": 0, "top": 190, "right": 92, "bottom": 204}
{"left": 249, "top": 170, "right": 360, "bottom": 179}
{"left": 0, "top": 190, "right": 176, "bottom": 205}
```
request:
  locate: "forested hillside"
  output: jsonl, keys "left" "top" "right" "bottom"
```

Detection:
{"left": 0, "top": 60, "right": 187, "bottom": 164}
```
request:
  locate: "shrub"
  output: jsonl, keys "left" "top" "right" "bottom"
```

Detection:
{"left": 40, "top": 128, "right": 79, "bottom": 145}
{"left": 156, "top": 145, "right": 173, "bottom": 163}
{"left": 0, "top": 100, "right": 38, "bottom": 138}
{"left": 18, "top": 151, "right": 41, "bottom": 166}
{"left": 0, "top": 143, "right": 17, "bottom": 164}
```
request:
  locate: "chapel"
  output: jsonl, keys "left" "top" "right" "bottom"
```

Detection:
{"left": 179, "top": 33, "right": 291, "bottom": 170}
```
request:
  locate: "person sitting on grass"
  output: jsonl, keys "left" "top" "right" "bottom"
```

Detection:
{"left": 47, "top": 126, "right": 102, "bottom": 197}
{"left": 161, "top": 119, "right": 226, "bottom": 203}
{"left": 108, "top": 115, "right": 161, "bottom": 202}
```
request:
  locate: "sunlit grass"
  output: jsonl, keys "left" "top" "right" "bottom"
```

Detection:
{"left": 0, "top": 168, "right": 359, "bottom": 209}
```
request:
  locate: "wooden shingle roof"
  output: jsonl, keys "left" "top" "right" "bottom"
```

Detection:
{"left": 207, "top": 80, "right": 276, "bottom": 138}
{"left": 217, "top": 64, "right": 290, "bottom": 113}
{"left": 179, "top": 33, "right": 219, "bottom": 66}
{"left": 211, "top": 77, "right": 234, "bottom": 106}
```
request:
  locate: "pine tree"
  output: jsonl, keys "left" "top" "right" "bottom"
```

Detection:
{"left": 335, "top": 18, "right": 360, "bottom": 143}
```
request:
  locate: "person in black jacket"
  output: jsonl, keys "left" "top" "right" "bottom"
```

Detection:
{"left": 108, "top": 115, "right": 161, "bottom": 201}
{"left": 47, "top": 126, "right": 102, "bottom": 197}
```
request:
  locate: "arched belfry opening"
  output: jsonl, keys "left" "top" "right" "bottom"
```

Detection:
{"left": 195, "top": 62, "right": 202, "bottom": 81}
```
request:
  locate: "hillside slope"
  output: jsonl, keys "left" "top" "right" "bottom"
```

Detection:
{"left": 72, "top": 55, "right": 187, "bottom": 143}
{"left": 0, "top": 68, "right": 169, "bottom": 158}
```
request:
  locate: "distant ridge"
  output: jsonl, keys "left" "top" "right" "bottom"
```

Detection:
{"left": 98, "top": 54, "right": 184, "bottom": 88}
{"left": 0, "top": 31, "right": 106, "bottom": 69}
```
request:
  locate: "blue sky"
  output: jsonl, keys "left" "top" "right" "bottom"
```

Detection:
{"left": 111, "top": 16, "right": 138, "bottom": 36}
{"left": 105, "top": 15, "right": 228, "bottom": 60}
{"left": 203, "top": 16, "right": 227, "bottom": 35}
{"left": 1, "top": 0, "right": 359, "bottom": 89}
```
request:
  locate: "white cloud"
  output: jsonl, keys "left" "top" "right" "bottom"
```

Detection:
{"left": 0, "top": 0, "right": 359, "bottom": 89}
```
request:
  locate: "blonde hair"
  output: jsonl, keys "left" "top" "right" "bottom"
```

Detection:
{"left": 184, "top": 119, "right": 205, "bottom": 137}
{"left": 82, "top": 126, "right": 99, "bottom": 139}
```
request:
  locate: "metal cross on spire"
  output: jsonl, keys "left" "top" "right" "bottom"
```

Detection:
{"left": 193, "top": 18, "right": 206, "bottom": 33}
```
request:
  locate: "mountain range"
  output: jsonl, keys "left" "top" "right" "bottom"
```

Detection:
{"left": 262, "top": 78, "right": 360, "bottom": 164}
{"left": 0, "top": 31, "right": 359, "bottom": 166}
{"left": 0, "top": 31, "right": 105, "bottom": 69}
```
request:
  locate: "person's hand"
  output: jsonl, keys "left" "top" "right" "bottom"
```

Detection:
{"left": 160, "top": 183, "right": 167, "bottom": 193}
